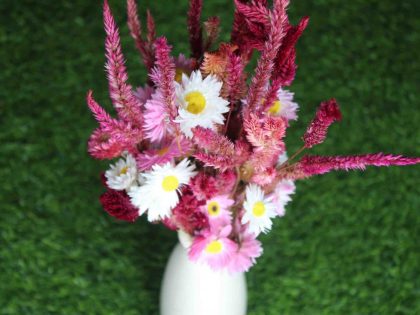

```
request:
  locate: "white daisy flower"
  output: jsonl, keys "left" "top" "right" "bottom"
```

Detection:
{"left": 175, "top": 70, "right": 229, "bottom": 137}
{"left": 128, "top": 159, "right": 197, "bottom": 222}
{"left": 105, "top": 153, "right": 137, "bottom": 191}
{"left": 266, "top": 88, "right": 299, "bottom": 121}
{"left": 242, "top": 184, "right": 276, "bottom": 236}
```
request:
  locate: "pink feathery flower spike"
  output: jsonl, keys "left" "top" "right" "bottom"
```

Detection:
{"left": 187, "top": 0, "right": 203, "bottom": 59}
{"left": 104, "top": 0, "right": 143, "bottom": 128}
{"left": 303, "top": 98, "right": 342, "bottom": 148}
{"left": 297, "top": 154, "right": 420, "bottom": 178}
{"left": 153, "top": 37, "right": 177, "bottom": 122}
{"left": 244, "top": 0, "right": 288, "bottom": 117}
{"left": 127, "top": 0, "right": 155, "bottom": 71}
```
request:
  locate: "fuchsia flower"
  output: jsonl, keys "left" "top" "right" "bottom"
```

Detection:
{"left": 87, "top": 0, "right": 419, "bottom": 273}
{"left": 228, "top": 225, "right": 263, "bottom": 273}
{"left": 203, "top": 195, "right": 234, "bottom": 229}
{"left": 189, "top": 225, "right": 238, "bottom": 270}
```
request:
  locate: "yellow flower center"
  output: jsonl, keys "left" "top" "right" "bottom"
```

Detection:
{"left": 207, "top": 201, "right": 220, "bottom": 217}
{"left": 205, "top": 240, "right": 223, "bottom": 254}
{"left": 157, "top": 147, "right": 169, "bottom": 156}
{"left": 162, "top": 175, "right": 179, "bottom": 192}
{"left": 268, "top": 99, "right": 282, "bottom": 115}
{"left": 119, "top": 166, "right": 128, "bottom": 175}
{"left": 175, "top": 68, "right": 185, "bottom": 83}
{"left": 252, "top": 201, "right": 266, "bottom": 217}
{"left": 185, "top": 91, "right": 206, "bottom": 114}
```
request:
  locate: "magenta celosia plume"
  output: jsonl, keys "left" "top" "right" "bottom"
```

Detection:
{"left": 86, "top": 0, "right": 419, "bottom": 272}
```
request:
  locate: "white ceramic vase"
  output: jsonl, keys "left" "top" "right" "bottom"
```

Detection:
{"left": 160, "top": 233, "right": 247, "bottom": 315}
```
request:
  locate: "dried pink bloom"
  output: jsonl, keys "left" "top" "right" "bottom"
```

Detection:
{"left": 127, "top": 0, "right": 155, "bottom": 71}
{"left": 86, "top": 90, "right": 118, "bottom": 129}
{"left": 244, "top": 114, "right": 286, "bottom": 170}
{"left": 87, "top": 91, "right": 142, "bottom": 159}
{"left": 192, "top": 127, "right": 251, "bottom": 170}
{"left": 225, "top": 52, "right": 246, "bottom": 102}
{"left": 136, "top": 137, "right": 191, "bottom": 171}
{"left": 153, "top": 37, "right": 178, "bottom": 122}
{"left": 104, "top": 1, "right": 143, "bottom": 128}
{"left": 192, "top": 127, "right": 235, "bottom": 156}
{"left": 251, "top": 167, "right": 277, "bottom": 186}
{"left": 215, "top": 170, "right": 238, "bottom": 195}
{"left": 232, "top": 0, "right": 271, "bottom": 54}
{"left": 272, "top": 16, "right": 309, "bottom": 86}
{"left": 244, "top": 0, "right": 288, "bottom": 118}
{"left": 189, "top": 173, "right": 219, "bottom": 201}
{"left": 295, "top": 154, "right": 420, "bottom": 179}
{"left": 146, "top": 9, "right": 156, "bottom": 43}
{"left": 171, "top": 188, "right": 209, "bottom": 234}
{"left": 88, "top": 128, "right": 125, "bottom": 160}
{"left": 187, "top": 0, "right": 203, "bottom": 59}
{"left": 303, "top": 98, "right": 342, "bottom": 148}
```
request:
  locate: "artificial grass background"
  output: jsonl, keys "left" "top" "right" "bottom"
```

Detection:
{"left": 0, "top": 0, "right": 419, "bottom": 314}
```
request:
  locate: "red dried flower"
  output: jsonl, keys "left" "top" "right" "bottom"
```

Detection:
{"left": 171, "top": 189, "right": 209, "bottom": 234}
{"left": 303, "top": 98, "right": 342, "bottom": 148}
{"left": 100, "top": 188, "right": 139, "bottom": 222}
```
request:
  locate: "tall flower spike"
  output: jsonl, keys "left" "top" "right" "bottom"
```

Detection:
{"left": 127, "top": 0, "right": 155, "bottom": 71}
{"left": 244, "top": 0, "right": 288, "bottom": 118}
{"left": 153, "top": 37, "right": 177, "bottom": 123}
{"left": 86, "top": 91, "right": 142, "bottom": 159}
{"left": 187, "top": 0, "right": 203, "bottom": 59}
{"left": 303, "top": 98, "right": 342, "bottom": 148}
{"left": 104, "top": 1, "right": 143, "bottom": 128}
{"left": 296, "top": 154, "right": 420, "bottom": 179}
{"left": 225, "top": 52, "right": 246, "bottom": 102}
{"left": 204, "top": 16, "right": 221, "bottom": 51}
{"left": 146, "top": 9, "right": 156, "bottom": 44}
{"left": 86, "top": 90, "right": 117, "bottom": 128}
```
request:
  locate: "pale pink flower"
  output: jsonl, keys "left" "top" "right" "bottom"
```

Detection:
{"left": 143, "top": 90, "right": 173, "bottom": 142}
{"left": 136, "top": 137, "right": 191, "bottom": 171}
{"left": 228, "top": 227, "right": 263, "bottom": 273}
{"left": 267, "top": 88, "right": 299, "bottom": 121}
{"left": 189, "top": 225, "right": 238, "bottom": 270}
{"left": 203, "top": 195, "right": 234, "bottom": 229}
{"left": 269, "top": 179, "right": 296, "bottom": 217}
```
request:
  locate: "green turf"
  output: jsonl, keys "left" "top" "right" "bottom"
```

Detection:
{"left": 0, "top": 0, "right": 419, "bottom": 314}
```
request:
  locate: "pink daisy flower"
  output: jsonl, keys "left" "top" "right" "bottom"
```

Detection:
{"left": 269, "top": 179, "right": 296, "bottom": 217}
{"left": 133, "top": 85, "right": 154, "bottom": 105}
{"left": 228, "top": 227, "right": 263, "bottom": 273}
{"left": 143, "top": 90, "right": 173, "bottom": 142}
{"left": 189, "top": 225, "right": 238, "bottom": 270}
{"left": 174, "top": 53, "right": 194, "bottom": 83}
{"left": 136, "top": 137, "right": 192, "bottom": 171}
{"left": 203, "top": 195, "right": 234, "bottom": 229}
{"left": 267, "top": 88, "right": 299, "bottom": 121}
